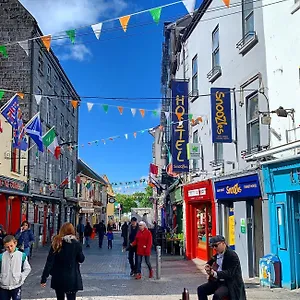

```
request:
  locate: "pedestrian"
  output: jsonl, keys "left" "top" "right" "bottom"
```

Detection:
{"left": 84, "top": 222, "right": 93, "bottom": 248}
{"left": 76, "top": 219, "right": 85, "bottom": 244}
{"left": 127, "top": 217, "right": 139, "bottom": 276}
{"left": 121, "top": 221, "right": 129, "bottom": 250}
{"left": 40, "top": 222, "right": 85, "bottom": 300}
{"left": 131, "top": 221, "right": 153, "bottom": 280}
{"left": 0, "top": 226, "right": 7, "bottom": 253}
{"left": 0, "top": 235, "right": 31, "bottom": 300}
{"left": 96, "top": 220, "right": 106, "bottom": 248}
{"left": 197, "top": 235, "right": 246, "bottom": 300}
{"left": 118, "top": 221, "right": 121, "bottom": 231}
{"left": 15, "top": 221, "right": 34, "bottom": 258}
{"left": 106, "top": 229, "right": 114, "bottom": 249}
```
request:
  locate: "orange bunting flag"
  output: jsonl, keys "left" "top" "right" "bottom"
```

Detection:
{"left": 17, "top": 92, "right": 24, "bottom": 99}
{"left": 159, "top": 125, "right": 164, "bottom": 131}
{"left": 41, "top": 35, "right": 52, "bottom": 52}
{"left": 119, "top": 15, "right": 131, "bottom": 32}
{"left": 139, "top": 109, "right": 145, "bottom": 118}
{"left": 175, "top": 111, "right": 183, "bottom": 121}
{"left": 133, "top": 132, "right": 137, "bottom": 138}
{"left": 118, "top": 106, "right": 124, "bottom": 115}
{"left": 109, "top": 137, "right": 114, "bottom": 141}
{"left": 223, "top": 0, "right": 230, "bottom": 7}
{"left": 71, "top": 100, "right": 78, "bottom": 109}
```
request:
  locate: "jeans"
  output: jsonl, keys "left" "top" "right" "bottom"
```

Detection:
{"left": 136, "top": 255, "right": 152, "bottom": 274}
{"left": 128, "top": 247, "right": 138, "bottom": 273}
{"left": 55, "top": 290, "right": 76, "bottom": 300}
{"left": 24, "top": 247, "right": 30, "bottom": 258}
{"left": 197, "top": 281, "right": 229, "bottom": 300}
{"left": 108, "top": 240, "right": 112, "bottom": 249}
{"left": 85, "top": 236, "right": 90, "bottom": 247}
{"left": 98, "top": 233, "right": 104, "bottom": 248}
{"left": 0, "top": 287, "right": 22, "bottom": 300}
{"left": 79, "top": 233, "right": 84, "bottom": 244}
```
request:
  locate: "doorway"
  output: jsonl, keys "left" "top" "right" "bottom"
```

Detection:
{"left": 292, "top": 192, "right": 300, "bottom": 288}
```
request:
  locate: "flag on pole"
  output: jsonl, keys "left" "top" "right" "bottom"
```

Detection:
{"left": 42, "top": 127, "right": 61, "bottom": 159}
{"left": 150, "top": 163, "right": 158, "bottom": 175}
{"left": 59, "top": 177, "right": 69, "bottom": 188}
{"left": 25, "top": 112, "right": 43, "bottom": 152}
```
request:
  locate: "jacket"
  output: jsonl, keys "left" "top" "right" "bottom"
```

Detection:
{"left": 84, "top": 225, "right": 92, "bottom": 237}
{"left": 207, "top": 247, "right": 247, "bottom": 300}
{"left": 132, "top": 228, "right": 152, "bottom": 256}
{"left": 41, "top": 236, "right": 85, "bottom": 292}
{"left": 121, "top": 223, "right": 128, "bottom": 238}
{"left": 106, "top": 232, "right": 114, "bottom": 241}
{"left": 96, "top": 223, "right": 106, "bottom": 235}
{"left": 0, "top": 249, "right": 31, "bottom": 290}
{"left": 15, "top": 229, "right": 34, "bottom": 249}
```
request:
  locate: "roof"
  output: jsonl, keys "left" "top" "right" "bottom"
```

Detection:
{"left": 77, "top": 159, "right": 107, "bottom": 185}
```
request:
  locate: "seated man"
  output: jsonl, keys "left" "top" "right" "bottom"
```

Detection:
{"left": 197, "top": 235, "right": 246, "bottom": 300}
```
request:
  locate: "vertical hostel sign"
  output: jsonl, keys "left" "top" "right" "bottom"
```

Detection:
{"left": 171, "top": 80, "right": 189, "bottom": 173}
{"left": 211, "top": 88, "right": 232, "bottom": 143}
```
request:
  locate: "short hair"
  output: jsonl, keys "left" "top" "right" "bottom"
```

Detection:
{"left": 131, "top": 217, "right": 137, "bottom": 222}
{"left": 21, "top": 220, "right": 29, "bottom": 227}
{"left": 3, "top": 235, "right": 17, "bottom": 244}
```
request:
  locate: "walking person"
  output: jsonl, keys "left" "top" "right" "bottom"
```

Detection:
{"left": 106, "top": 229, "right": 114, "bottom": 249}
{"left": 121, "top": 221, "right": 129, "bottom": 250}
{"left": 84, "top": 221, "right": 93, "bottom": 248}
{"left": 40, "top": 222, "right": 85, "bottom": 300}
{"left": 197, "top": 235, "right": 246, "bottom": 300}
{"left": 76, "top": 219, "right": 85, "bottom": 244}
{"left": 131, "top": 221, "right": 153, "bottom": 280}
{"left": 0, "top": 225, "right": 7, "bottom": 253}
{"left": 15, "top": 221, "right": 34, "bottom": 259}
{"left": 127, "top": 217, "right": 139, "bottom": 276}
{"left": 96, "top": 220, "right": 106, "bottom": 248}
{"left": 0, "top": 235, "right": 31, "bottom": 300}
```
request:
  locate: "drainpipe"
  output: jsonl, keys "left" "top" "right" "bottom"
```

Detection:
{"left": 233, "top": 88, "right": 239, "bottom": 170}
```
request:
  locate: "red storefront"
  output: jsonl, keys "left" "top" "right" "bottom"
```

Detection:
{"left": 183, "top": 180, "right": 216, "bottom": 261}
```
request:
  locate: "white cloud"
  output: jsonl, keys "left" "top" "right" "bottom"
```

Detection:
{"left": 59, "top": 44, "right": 92, "bottom": 62}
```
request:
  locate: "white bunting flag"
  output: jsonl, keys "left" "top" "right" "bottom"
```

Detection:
{"left": 87, "top": 102, "right": 94, "bottom": 112}
{"left": 179, "top": 121, "right": 183, "bottom": 126}
{"left": 131, "top": 108, "right": 136, "bottom": 117}
{"left": 164, "top": 111, "right": 170, "bottom": 120}
{"left": 182, "top": 0, "right": 196, "bottom": 15}
{"left": 91, "top": 23, "right": 103, "bottom": 40}
{"left": 125, "top": 134, "right": 128, "bottom": 139}
{"left": 18, "top": 41, "right": 29, "bottom": 56}
{"left": 35, "top": 95, "right": 42, "bottom": 106}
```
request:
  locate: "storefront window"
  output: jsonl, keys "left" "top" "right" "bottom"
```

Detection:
{"left": 197, "top": 205, "right": 213, "bottom": 251}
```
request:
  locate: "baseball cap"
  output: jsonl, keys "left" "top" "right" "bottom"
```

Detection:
{"left": 209, "top": 235, "right": 225, "bottom": 246}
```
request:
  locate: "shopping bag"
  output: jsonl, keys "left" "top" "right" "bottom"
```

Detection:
{"left": 91, "top": 229, "right": 96, "bottom": 240}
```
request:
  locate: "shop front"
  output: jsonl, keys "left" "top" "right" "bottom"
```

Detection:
{"left": 183, "top": 180, "right": 216, "bottom": 261}
{"left": 262, "top": 157, "right": 300, "bottom": 289}
{"left": 170, "top": 186, "right": 183, "bottom": 234}
{"left": 214, "top": 173, "right": 266, "bottom": 278}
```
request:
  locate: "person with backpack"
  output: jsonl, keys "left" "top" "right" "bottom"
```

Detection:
{"left": 15, "top": 221, "right": 34, "bottom": 258}
{"left": 0, "top": 235, "right": 31, "bottom": 300}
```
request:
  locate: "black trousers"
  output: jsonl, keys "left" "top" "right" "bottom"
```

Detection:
{"left": 197, "top": 280, "right": 229, "bottom": 300}
{"left": 0, "top": 287, "right": 21, "bottom": 300}
{"left": 123, "top": 236, "right": 128, "bottom": 247}
{"left": 55, "top": 290, "right": 77, "bottom": 300}
{"left": 98, "top": 233, "right": 104, "bottom": 248}
{"left": 128, "top": 248, "right": 138, "bottom": 272}
{"left": 108, "top": 240, "right": 113, "bottom": 248}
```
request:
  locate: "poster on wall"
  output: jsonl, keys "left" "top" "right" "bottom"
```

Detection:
{"left": 210, "top": 88, "right": 232, "bottom": 143}
{"left": 228, "top": 208, "right": 235, "bottom": 249}
{"left": 171, "top": 80, "right": 189, "bottom": 173}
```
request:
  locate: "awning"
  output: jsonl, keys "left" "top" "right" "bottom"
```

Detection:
{"left": 32, "top": 193, "right": 61, "bottom": 202}
{"left": 0, "top": 188, "right": 30, "bottom": 198}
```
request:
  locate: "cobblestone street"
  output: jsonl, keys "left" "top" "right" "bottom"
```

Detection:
{"left": 22, "top": 233, "right": 300, "bottom": 300}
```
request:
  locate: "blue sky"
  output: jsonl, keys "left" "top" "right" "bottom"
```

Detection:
{"left": 21, "top": 0, "right": 201, "bottom": 190}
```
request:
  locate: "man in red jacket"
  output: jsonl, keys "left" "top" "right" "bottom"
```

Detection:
{"left": 131, "top": 221, "right": 153, "bottom": 280}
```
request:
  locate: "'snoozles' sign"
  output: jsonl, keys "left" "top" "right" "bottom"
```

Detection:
{"left": 171, "top": 80, "right": 189, "bottom": 173}
{"left": 211, "top": 88, "right": 232, "bottom": 143}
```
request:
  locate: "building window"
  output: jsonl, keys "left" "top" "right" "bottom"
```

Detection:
{"left": 38, "top": 51, "right": 44, "bottom": 75}
{"left": 47, "top": 65, "right": 52, "bottom": 86}
{"left": 212, "top": 26, "right": 220, "bottom": 68}
{"left": 46, "top": 98, "right": 51, "bottom": 124}
{"left": 192, "top": 55, "right": 198, "bottom": 94}
{"left": 192, "top": 130, "right": 199, "bottom": 171}
{"left": 71, "top": 126, "right": 75, "bottom": 141}
{"left": 45, "top": 151, "right": 49, "bottom": 181}
{"left": 54, "top": 106, "right": 57, "bottom": 126}
{"left": 60, "top": 114, "right": 64, "bottom": 137}
{"left": 59, "top": 154, "right": 63, "bottom": 181}
{"left": 242, "top": 0, "right": 254, "bottom": 36}
{"left": 247, "top": 93, "right": 260, "bottom": 151}
{"left": 11, "top": 147, "right": 21, "bottom": 174}
{"left": 214, "top": 143, "right": 223, "bottom": 162}
{"left": 37, "top": 87, "right": 42, "bottom": 111}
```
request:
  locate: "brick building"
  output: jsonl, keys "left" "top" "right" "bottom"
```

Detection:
{"left": 0, "top": 0, "right": 79, "bottom": 246}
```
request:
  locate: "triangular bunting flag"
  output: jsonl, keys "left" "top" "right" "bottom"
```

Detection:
{"left": 18, "top": 41, "right": 29, "bottom": 56}
{"left": 66, "top": 29, "right": 76, "bottom": 44}
{"left": 125, "top": 134, "right": 128, "bottom": 139}
{"left": 188, "top": 114, "right": 193, "bottom": 121}
{"left": 41, "top": 35, "right": 52, "bottom": 52}
{"left": 102, "top": 104, "right": 109, "bottom": 113}
{"left": 182, "top": 0, "right": 196, "bottom": 15}
{"left": 119, "top": 15, "right": 131, "bottom": 32}
{"left": 139, "top": 109, "right": 145, "bottom": 118}
{"left": 133, "top": 132, "right": 137, "bottom": 138}
{"left": 164, "top": 111, "right": 170, "bottom": 120}
{"left": 118, "top": 106, "right": 124, "bottom": 115}
{"left": 35, "top": 95, "right": 42, "bottom": 106}
{"left": 102, "top": 139, "right": 106, "bottom": 145}
{"left": 0, "top": 90, "right": 4, "bottom": 100}
{"left": 131, "top": 108, "right": 136, "bottom": 116}
{"left": 71, "top": 100, "right": 78, "bottom": 109}
{"left": 176, "top": 111, "right": 183, "bottom": 121}
{"left": 87, "top": 102, "right": 94, "bottom": 112}
{"left": 91, "top": 23, "right": 103, "bottom": 40}
{"left": 222, "top": 0, "right": 230, "bottom": 7}
{"left": 152, "top": 110, "right": 158, "bottom": 117}
{"left": 17, "top": 92, "right": 24, "bottom": 99}
{"left": 0, "top": 45, "right": 8, "bottom": 58}
{"left": 149, "top": 7, "right": 162, "bottom": 24}
{"left": 179, "top": 121, "right": 183, "bottom": 126}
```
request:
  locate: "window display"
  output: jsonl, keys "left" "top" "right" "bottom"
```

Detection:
{"left": 197, "top": 205, "right": 213, "bottom": 253}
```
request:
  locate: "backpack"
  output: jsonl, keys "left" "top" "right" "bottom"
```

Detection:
{"left": 0, "top": 251, "right": 27, "bottom": 273}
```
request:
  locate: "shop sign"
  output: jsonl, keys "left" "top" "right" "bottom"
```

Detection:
{"left": 188, "top": 188, "right": 206, "bottom": 197}
{"left": 214, "top": 174, "right": 261, "bottom": 200}
{"left": 109, "top": 198, "right": 115, "bottom": 204}
{"left": 171, "top": 80, "right": 189, "bottom": 173}
{"left": 64, "top": 188, "right": 74, "bottom": 198}
{"left": 240, "top": 218, "right": 246, "bottom": 234}
{"left": 211, "top": 88, "right": 232, "bottom": 143}
{"left": 187, "top": 143, "right": 201, "bottom": 160}
{"left": 0, "top": 175, "right": 27, "bottom": 192}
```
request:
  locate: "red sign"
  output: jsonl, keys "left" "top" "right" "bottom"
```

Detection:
{"left": 0, "top": 176, "right": 26, "bottom": 192}
{"left": 184, "top": 180, "right": 213, "bottom": 202}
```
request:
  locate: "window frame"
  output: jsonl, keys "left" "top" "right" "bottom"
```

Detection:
{"left": 246, "top": 92, "right": 260, "bottom": 151}
{"left": 212, "top": 26, "right": 220, "bottom": 68}
{"left": 191, "top": 55, "right": 198, "bottom": 94}
{"left": 214, "top": 143, "right": 223, "bottom": 162}
{"left": 38, "top": 51, "right": 44, "bottom": 75}
{"left": 192, "top": 130, "right": 199, "bottom": 171}
{"left": 242, "top": 0, "right": 254, "bottom": 36}
{"left": 11, "top": 147, "right": 21, "bottom": 174}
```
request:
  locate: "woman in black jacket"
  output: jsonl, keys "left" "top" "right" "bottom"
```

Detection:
{"left": 41, "top": 222, "right": 85, "bottom": 300}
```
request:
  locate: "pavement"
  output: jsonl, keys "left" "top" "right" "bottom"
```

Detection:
{"left": 21, "top": 232, "right": 300, "bottom": 300}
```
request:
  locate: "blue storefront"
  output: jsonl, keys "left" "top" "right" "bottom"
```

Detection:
{"left": 262, "top": 156, "right": 300, "bottom": 289}
{"left": 214, "top": 172, "right": 268, "bottom": 278}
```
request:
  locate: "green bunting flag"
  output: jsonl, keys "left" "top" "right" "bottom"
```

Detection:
{"left": 102, "top": 104, "right": 109, "bottom": 113}
{"left": 0, "top": 45, "right": 8, "bottom": 58}
{"left": 152, "top": 110, "right": 158, "bottom": 116}
{"left": 188, "top": 114, "right": 193, "bottom": 121}
{"left": 66, "top": 30, "right": 76, "bottom": 44}
{"left": 0, "top": 90, "right": 4, "bottom": 100}
{"left": 149, "top": 7, "right": 162, "bottom": 24}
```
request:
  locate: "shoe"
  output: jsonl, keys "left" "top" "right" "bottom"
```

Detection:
{"left": 149, "top": 269, "right": 153, "bottom": 278}
{"left": 135, "top": 273, "right": 142, "bottom": 280}
{"left": 130, "top": 270, "right": 135, "bottom": 276}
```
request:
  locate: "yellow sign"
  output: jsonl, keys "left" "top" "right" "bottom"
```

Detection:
{"left": 228, "top": 214, "right": 235, "bottom": 246}
{"left": 226, "top": 183, "right": 242, "bottom": 195}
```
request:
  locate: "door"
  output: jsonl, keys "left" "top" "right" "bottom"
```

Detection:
{"left": 8, "top": 196, "right": 21, "bottom": 235}
{"left": 246, "top": 200, "right": 254, "bottom": 278}
{"left": 0, "top": 194, "right": 7, "bottom": 230}
{"left": 292, "top": 192, "right": 300, "bottom": 288}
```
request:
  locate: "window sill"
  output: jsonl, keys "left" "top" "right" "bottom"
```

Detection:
{"left": 11, "top": 171, "right": 21, "bottom": 177}
{"left": 236, "top": 31, "right": 258, "bottom": 56}
{"left": 189, "top": 89, "right": 199, "bottom": 103}
{"left": 291, "top": 1, "right": 300, "bottom": 14}
{"left": 207, "top": 66, "right": 222, "bottom": 83}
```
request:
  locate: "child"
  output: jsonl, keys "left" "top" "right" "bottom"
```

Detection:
{"left": 0, "top": 235, "right": 31, "bottom": 300}
{"left": 106, "top": 230, "right": 114, "bottom": 249}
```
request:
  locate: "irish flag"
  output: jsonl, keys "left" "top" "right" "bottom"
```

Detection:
{"left": 42, "top": 127, "right": 61, "bottom": 159}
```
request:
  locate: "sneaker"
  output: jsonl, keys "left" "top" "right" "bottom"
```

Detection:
{"left": 130, "top": 271, "right": 135, "bottom": 276}
{"left": 135, "top": 273, "right": 142, "bottom": 280}
{"left": 149, "top": 269, "right": 153, "bottom": 278}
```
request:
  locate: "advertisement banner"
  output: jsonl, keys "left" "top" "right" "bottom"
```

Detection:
{"left": 211, "top": 88, "right": 232, "bottom": 143}
{"left": 171, "top": 80, "right": 189, "bottom": 173}
{"left": 187, "top": 143, "right": 201, "bottom": 160}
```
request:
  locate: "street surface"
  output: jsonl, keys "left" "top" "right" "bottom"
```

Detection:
{"left": 22, "top": 233, "right": 300, "bottom": 300}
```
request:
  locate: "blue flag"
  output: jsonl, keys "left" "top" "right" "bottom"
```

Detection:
{"left": 25, "top": 113, "right": 43, "bottom": 152}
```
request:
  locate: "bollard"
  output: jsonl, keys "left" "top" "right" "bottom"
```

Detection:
{"left": 156, "top": 245, "right": 161, "bottom": 280}
{"left": 182, "top": 288, "right": 189, "bottom": 300}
